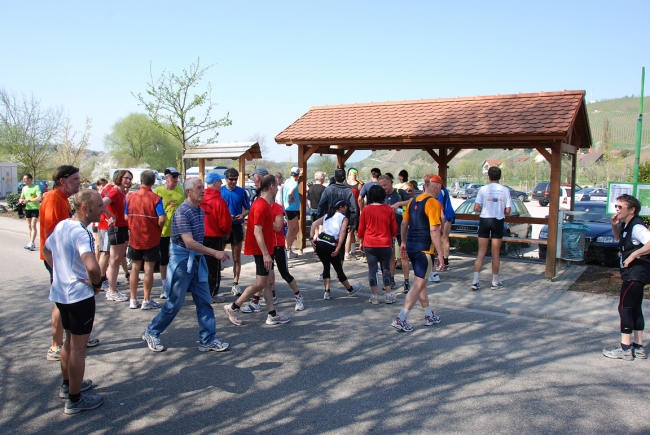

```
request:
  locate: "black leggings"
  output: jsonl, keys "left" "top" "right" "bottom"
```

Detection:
{"left": 619, "top": 280, "right": 645, "bottom": 334}
{"left": 274, "top": 246, "right": 295, "bottom": 284}
{"left": 365, "top": 247, "right": 392, "bottom": 287}
{"left": 203, "top": 236, "right": 224, "bottom": 296}
{"left": 315, "top": 241, "right": 347, "bottom": 283}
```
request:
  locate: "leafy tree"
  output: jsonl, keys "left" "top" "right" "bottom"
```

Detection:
{"left": 134, "top": 58, "right": 232, "bottom": 176}
{"left": 308, "top": 154, "right": 336, "bottom": 180}
{"left": 0, "top": 88, "right": 63, "bottom": 178}
{"left": 104, "top": 113, "right": 180, "bottom": 168}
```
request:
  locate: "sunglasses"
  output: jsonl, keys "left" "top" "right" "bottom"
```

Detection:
{"left": 614, "top": 204, "right": 626, "bottom": 210}
{"left": 227, "top": 178, "right": 238, "bottom": 182}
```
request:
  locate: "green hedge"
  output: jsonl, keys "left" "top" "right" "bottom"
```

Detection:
{"left": 5, "top": 193, "right": 20, "bottom": 211}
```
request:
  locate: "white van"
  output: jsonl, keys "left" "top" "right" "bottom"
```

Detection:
{"left": 185, "top": 166, "right": 229, "bottom": 179}
{"left": 109, "top": 168, "right": 162, "bottom": 187}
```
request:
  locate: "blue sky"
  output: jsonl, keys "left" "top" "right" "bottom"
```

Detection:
{"left": 1, "top": 0, "right": 648, "bottom": 163}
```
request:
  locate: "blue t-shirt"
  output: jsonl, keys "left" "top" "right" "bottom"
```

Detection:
{"left": 171, "top": 200, "right": 204, "bottom": 248}
{"left": 125, "top": 198, "right": 165, "bottom": 216}
{"left": 282, "top": 178, "right": 300, "bottom": 212}
{"left": 220, "top": 185, "right": 251, "bottom": 225}
{"left": 359, "top": 181, "right": 378, "bottom": 200}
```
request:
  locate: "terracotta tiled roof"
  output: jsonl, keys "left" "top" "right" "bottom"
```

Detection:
{"left": 276, "top": 91, "right": 587, "bottom": 144}
{"left": 485, "top": 160, "right": 502, "bottom": 166}
{"left": 577, "top": 151, "right": 603, "bottom": 165}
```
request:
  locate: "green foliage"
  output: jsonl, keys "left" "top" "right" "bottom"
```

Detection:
{"left": 5, "top": 192, "right": 20, "bottom": 211}
{"left": 104, "top": 113, "right": 181, "bottom": 169}
{"left": 308, "top": 155, "right": 336, "bottom": 180}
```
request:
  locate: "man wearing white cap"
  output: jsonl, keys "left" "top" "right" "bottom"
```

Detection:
{"left": 283, "top": 167, "right": 302, "bottom": 258}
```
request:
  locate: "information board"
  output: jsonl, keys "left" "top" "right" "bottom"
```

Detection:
{"left": 607, "top": 182, "right": 650, "bottom": 216}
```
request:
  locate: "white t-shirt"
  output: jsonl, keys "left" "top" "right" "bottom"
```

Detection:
{"left": 321, "top": 212, "right": 347, "bottom": 242}
{"left": 476, "top": 183, "right": 512, "bottom": 220}
{"left": 629, "top": 224, "right": 650, "bottom": 246}
{"left": 45, "top": 219, "right": 96, "bottom": 304}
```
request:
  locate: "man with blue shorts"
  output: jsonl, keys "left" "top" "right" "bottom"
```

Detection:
{"left": 392, "top": 174, "right": 445, "bottom": 332}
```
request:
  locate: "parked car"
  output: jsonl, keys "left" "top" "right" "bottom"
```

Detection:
{"left": 459, "top": 183, "right": 484, "bottom": 199}
{"left": 449, "top": 181, "right": 471, "bottom": 198}
{"left": 504, "top": 185, "right": 529, "bottom": 202}
{"left": 532, "top": 181, "right": 581, "bottom": 206}
{"left": 16, "top": 180, "right": 50, "bottom": 194}
{"left": 451, "top": 197, "right": 533, "bottom": 254}
{"left": 538, "top": 201, "right": 619, "bottom": 267}
{"left": 559, "top": 185, "right": 573, "bottom": 210}
{"left": 582, "top": 188, "right": 607, "bottom": 202}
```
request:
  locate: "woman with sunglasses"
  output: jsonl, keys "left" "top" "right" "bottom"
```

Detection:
{"left": 310, "top": 198, "right": 362, "bottom": 300}
{"left": 603, "top": 194, "right": 649, "bottom": 361}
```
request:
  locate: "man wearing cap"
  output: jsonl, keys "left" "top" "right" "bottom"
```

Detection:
{"left": 154, "top": 168, "right": 185, "bottom": 299}
{"left": 391, "top": 174, "right": 445, "bottom": 332}
{"left": 471, "top": 166, "right": 511, "bottom": 291}
{"left": 358, "top": 168, "right": 382, "bottom": 213}
{"left": 283, "top": 166, "right": 302, "bottom": 258}
{"left": 222, "top": 167, "right": 252, "bottom": 295}
{"left": 201, "top": 171, "right": 232, "bottom": 303}
{"left": 125, "top": 170, "right": 166, "bottom": 310}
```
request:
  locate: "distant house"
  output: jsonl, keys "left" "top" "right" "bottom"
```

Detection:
{"left": 482, "top": 159, "right": 502, "bottom": 173}
{"left": 577, "top": 151, "right": 603, "bottom": 165}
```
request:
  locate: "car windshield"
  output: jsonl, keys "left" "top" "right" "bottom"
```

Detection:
{"left": 455, "top": 199, "right": 479, "bottom": 214}
{"left": 572, "top": 205, "right": 610, "bottom": 223}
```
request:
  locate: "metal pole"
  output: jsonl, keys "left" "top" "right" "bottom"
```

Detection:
{"left": 633, "top": 67, "right": 645, "bottom": 183}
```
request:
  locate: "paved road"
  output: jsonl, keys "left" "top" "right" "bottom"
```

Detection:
{"left": 1, "top": 217, "right": 649, "bottom": 434}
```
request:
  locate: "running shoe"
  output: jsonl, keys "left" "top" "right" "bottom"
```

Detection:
{"left": 198, "top": 339, "right": 229, "bottom": 352}
{"left": 241, "top": 303, "right": 260, "bottom": 313}
{"left": 344, "top": 253, "right": 351, "bottom": 261}
{"left": 59, "top": 379, "right": 93, "bottom": 399}
{"left": 391, "top": 317, "right": 414, "bottom": 332}
{"left": 211, "top": 294, "right": 226, "bottom": 304}
{"left": 491, "top": 281, "right": 504, "bottom": 290}
{"left": 101, "top": 280, "right": 110, "bottom": 291}
{"left": 470, "top": 282, "right": 481, "bottom": 291}
{"left": 223, "top": 305, "right": 243, "bottom": 326}
{"left": 347, "top": 282, "right": 362, "bottom": 296}
{"left": 369, "top": 296, "right": 379, "bottom": 305}
{"left": 316, "top": 274, "right": 324, "bottom": 282}
{"left": 266, "top": 312, "right": 290, "bottom": 325}
{"left": 294, "top": 294, "right": 305, "bottom": 311}
{"left": 287, "top": 250, "right": 298, "bottom": 259}
{"left": 47, "top": 345, "right": 62, "bottom": 361}
{"left": 259, "top": 296, "right": 277, "bottom": 307}
{"left": 428, "top": 272, "right": 441, "bottom": 283}
{"left": 634, "top": 345, "right": 647, "bottom": 360}
{"left": 87, "top": 337, "right": 100, "bottom": 348}
{"left": 385, "top": 294, "right": 396, "bottom": 304}
{"left": 231, "top": 284, "right": 242, "bottom": 296}
{"left": 23, "top": 243, "right": 32, "bottom": 250}
{"left": 142, "top": 330, "right": 164, "bottom": 352}
{"left": 129, "top": 299, "right": 139, "bottom": 309}
{"left": 424, "top": 314, "right": 441, "bottom": 325}
{"left": 602, "top": 344, "right": 634, "bottom": 361}
{"left": 403, "top": 282, "right": 410, "bottom": 293}
{"left": 106, "top": 291, "right": 128, "bottom": 302}
{"left": 64, "top": 393, "right": 103, "bottom": 415}
{"left": 323, "top": 291, "right": 331, "bottom": 300}
{"left": 141, "top": 299, "right": 161, "bottom": 310}
{"left": 439, "top": 264, "right": 451, "bottom": 272}
{"left": 390, "top": 279, "right": 396, "bottom": 288}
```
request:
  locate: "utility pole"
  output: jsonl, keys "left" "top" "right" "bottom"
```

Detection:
{"left": 633, "top": 67, "right": 645, "bottom": 183}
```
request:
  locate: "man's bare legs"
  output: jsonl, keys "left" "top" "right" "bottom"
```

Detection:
{"left": 285, "top": 217, "right": 299, "bottom": 255}
{"left": 129, "top": 260, "right": 142, "bottom": 302}
{"left": 473, "top": 237, "right": 503, "bottom": 288}
{"left": 60, "top": 330, "right": 90, "bottom": 395}
{"left": 107, "top": 243, "right": 127, "bottom": 295}
{"left": 231, "top": 242, "right": 242, "bottom": 289}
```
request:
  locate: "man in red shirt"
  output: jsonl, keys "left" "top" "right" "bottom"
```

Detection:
{"left": 40, "top": 165, "right": 82, "bottom": 361}
{"left": 126, "top": 171, "right": 166, "bottom": 310}
{"left": 224, "top": 174, "right": 290, "bottom": 326}
{"left": 200, "top": 172, "right": 232, "bottom": 303}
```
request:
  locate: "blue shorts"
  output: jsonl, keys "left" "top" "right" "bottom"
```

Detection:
{"left": 408, "top": 251, "right": 433, "bottom": 280}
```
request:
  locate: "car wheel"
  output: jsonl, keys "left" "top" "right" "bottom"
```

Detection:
{"left": 539, "top": 200, "right": 549, "bottom": 207}
{"left": 517, "top": 194, "right": 525, "bottom": 202}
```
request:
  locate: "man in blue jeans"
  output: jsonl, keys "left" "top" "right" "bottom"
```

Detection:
{"left": 142, "top": 177, "right": 231, "bottom": 353}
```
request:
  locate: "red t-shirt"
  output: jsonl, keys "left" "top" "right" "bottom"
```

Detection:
{"left": 271, "top": 202, "right": 286, "bottom": 248}
{"left": 97, "top": 184, "right": 113, "bottom": 230}
{"left": 357, "top": 203, "right": 397, "bottom": 248}
{"left": 105, "top": 185, "right": 128, "bottom": 227}
{"left": 244, "top": 198, "right": 275, "bottom": 256}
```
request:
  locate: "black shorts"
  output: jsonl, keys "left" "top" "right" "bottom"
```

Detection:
{"left": 56, "top": 297, "right": 96, "bottom": 336}
{"left": 286, "top": 210, "right": 300, "bottom": 220}
{"left": 408, "top": 251, "right": 433, "bottom": 279}
{"left": 477, "top": 218, "right": 505, "bottom": 239}
{"left": 225, "top": 225, "right": 244, "bottom": 245}
{"left": 108, "top": 226, "right": 129, "bottom": 245}
{"left": 25, "top": 209, "right": 39, "bottom": 219}
{"left": 128, "top": 245, "right": 161, "bottom": 262}
{"left": 159, "top": 237, "right": 170, "bottom": 266}
{"left": 254, "top": 254, "right": 274, "bottom": 276}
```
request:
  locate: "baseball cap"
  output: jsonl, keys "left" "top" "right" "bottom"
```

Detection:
{"left": 332, "top": 198, "right": 351, "bottom": 209}
{"left": 334, "top": 168, "right": 346, "bottom": 182}
{"left": 290, "top": 166, "right": 301, "bottom": 176}
{"left": 424, "top": 174, "right": 443, "bottom": 184}
{"left": 249, "top": 167, "right": 269, "bottom": 178}
{"left": 206, "top": 171, "right": 226, "bottom": 184}
{"left": 164, "top": 167, "right": 180, "bottom": 176}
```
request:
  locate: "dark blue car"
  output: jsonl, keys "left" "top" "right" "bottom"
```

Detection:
{"left": 538, "top": 201, "right": 619, "bottom": 267}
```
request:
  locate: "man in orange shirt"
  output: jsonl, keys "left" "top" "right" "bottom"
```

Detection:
{"left": 41, "top": 165, "right": 86, "bottom": 360}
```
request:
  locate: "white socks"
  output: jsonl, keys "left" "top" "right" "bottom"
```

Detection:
{"left": 473, "top": 272, "right": 480, "bottom": 283}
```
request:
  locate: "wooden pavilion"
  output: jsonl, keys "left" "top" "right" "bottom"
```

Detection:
{"left": 183, "top": 141, "right": 262, "bottom": 186}
{"left": 275, "top": 91, "right": 593, "bottom": 279}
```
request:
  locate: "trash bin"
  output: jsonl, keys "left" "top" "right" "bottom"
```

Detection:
{"left": 560, "top": 222, "right": 589, "bottom": 261}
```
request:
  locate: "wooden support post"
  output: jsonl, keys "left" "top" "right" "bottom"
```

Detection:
{"left": 238, "top": 157, "right": 246, "bottom": 187}
{"left": 545, "top": 141, "right": 562, "bottom": 279}
{"left": 337, "top": 153, "right": 345, "bottom": 169}
{"left": 198, "top": 159, "right": 205, "bottom": 183}
{"left": 570, "top": 149, "right": 577, "bottom": 212}
{"left": 297, "top": 145, "right": 307, "bottom": 252}
{"left": 439, "top": 147, "right": 448, "bottom": 185}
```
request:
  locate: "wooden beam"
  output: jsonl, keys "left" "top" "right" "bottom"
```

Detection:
{"left": 561, "top": 142, "right": 577, "bottom": 155}
{"left": 341, "top": 149, "right": 355, "bottom": 164}
{"left": 535, "top": 146, "right": 552, "bottom": 163}
{"left": 297, "top": 145, "right": 307, "bottom": 252}
{"left": 303, "top": 146, "right": 321, "bottom": 161}
{"left": 425, "top": 148, "right": 441, "bottom": 165}
{"left": 447, "top": 147, "right": 462, "bottom": 162}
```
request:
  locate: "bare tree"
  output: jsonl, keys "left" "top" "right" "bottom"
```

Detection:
{"left": 0, "top": 88, "right": 63, "bottom": 178}
{"left": 133, "top": 58, "right": 232, "bottom": 176}
{"left": 247, "top": 132, "right": 269, "bottom": 159}
{"left": 55, "top": 117, "right": 92, "bottom": 168}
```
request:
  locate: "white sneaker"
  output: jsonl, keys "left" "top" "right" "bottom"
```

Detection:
{"left": 106, "top": 291, "right": 128, "bottom": 302}
{"left": 101, "top": 280, "right": 110, "bottom": 291}
{"left": 316, "top": 274, "right": 323, "bottom": 282}
{"left": 287, "top": 250, "right": 298, "bottom": 259}
{"left": 141, "top": 299, "right": 161, "bottom": 310}
{"left": 231, "top": 284, "right": 242, "bottom": 296}
{"left": 344, "top": 253, "right": 351, "bottom": 261}
{"left": 347, "top": 282, "right": 362, "bottom": 296}
{"left": 294, "top": 294, "right": 305, "bottom": 311}
{"left": 323, "top": 291, "right": 331, "bottom": 300}
{"left": 259, "top": 296, "right": 277, "bottom": 307}
{"left": 428, "top": 272, "right": 441, "bottom": 283}
{"left": 129, "top": 299, "right": 139, "bottom": 309}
